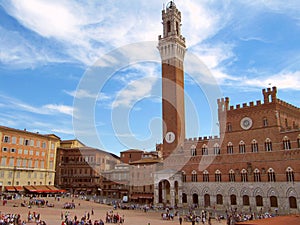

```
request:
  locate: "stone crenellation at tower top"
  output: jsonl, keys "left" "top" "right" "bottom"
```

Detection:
{"left": 217, "top": 86, "right": 300, "bottom": 112}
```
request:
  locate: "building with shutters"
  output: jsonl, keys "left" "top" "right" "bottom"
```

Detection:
{"left": 0, "top": 126, "right": 60, "bottom": 193}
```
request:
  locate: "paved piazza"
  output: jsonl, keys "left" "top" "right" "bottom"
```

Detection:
{"left": 0, "top": 197, "right": 299, "bottom": 225}
{"left": 0, "top": 197, "right": 227, "bottom": 225}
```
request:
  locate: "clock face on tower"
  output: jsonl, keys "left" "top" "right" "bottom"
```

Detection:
{"left": 240, "top": 117, "right": 253, "bottom": 130}
{"left": 165, "top": 131, "right": 175, "bottom": 143}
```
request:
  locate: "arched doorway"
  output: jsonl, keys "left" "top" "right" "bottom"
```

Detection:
{"left": 158, "top": 180, "right": 171, "bottom": 204}
{"left": 256, "top": 195, "right": 263, "bottom": 207}
{"left": 216, "top": 194, "right": 223, "bottom": 205}
{"left": 230, "top": 194, "right": 237, "bottom": 205}
{"left": 204, "top": 194, "right": 210, "bottom": 207}
{"left": 270, "top": 196, "right": 278, "bottom": 207}
{"left": 289, "top": 196, "right": 297, "bottom": 209}
{"left": 243, "top": 195, "right": 250, "bottom": 206}
{"left": 193, "top": 193, "right": 199, "bottom": 206}
{"left": 182, "top": 193, "right": 187, "bottom": 203}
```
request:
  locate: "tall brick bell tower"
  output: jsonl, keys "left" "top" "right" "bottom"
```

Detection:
{"left": 158, "top": 1, "right": 186, "bottom": 159}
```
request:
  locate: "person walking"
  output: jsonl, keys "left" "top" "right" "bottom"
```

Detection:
{"left": 179, "top": 216, "right": 183, "bottom": 225}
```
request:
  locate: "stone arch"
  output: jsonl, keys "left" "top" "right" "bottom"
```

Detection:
{"left": 253, "top": 187, "right": 264, "bottom": 197}
{"left": 282, "top": 136, "right": 289, "bottom": 140}
{"left": 229, "top": 169, "right": 235, "bottom": 173}
{"left": 215, "top": 187, "right": 224, "bottom": 195}
{"left": 158, "top": 179, "right": 171, "bottom": 204}
{"left": 267, "top": 187, "right": 279, "bottom": 197}
{"left": 228, "top": 187, "right": 238, "bottom": 196}
{"left": 286, "top": 187, "right": 298, "bottom": 198}
{"left": 190, "top": 186, "right": 200, "bottom": 195}
{"left": 202, "top": 186, "right": 210, "bottom": 195}
{"left": 240, "top": 187, "right": 251, "bottom": 197}
{"left": 214, "top": 143, "right": 220, "bottom": 147}
{"left": 215, "top": 169, "right": 221, "bottom": 174}
{"left": 253, "top": 168, "right": 260, "bottom": 173}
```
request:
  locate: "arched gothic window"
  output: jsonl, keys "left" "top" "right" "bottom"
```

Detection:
{"left": 265, "top": 138, "right": 272, "bottom": 152}
{"left": 227, "top": 142, "right": 233, "bottom": 154}
{"left": 203, "top": 170, "right": 209, "bottom": 182}
{"left": 227, "top": 123, "right": 232, "bottom": 132}
{"left": 191, "top": 170, "right": 198, "bottom": 182}
{"left": 241, "top": 169, "right": 248, "bottom": 182}
{"left": 286, "top": 167, "right": 294, "bottom": 182}
{"left": 268, "top": 168, "right": 276, "bottom": 182}
{"left": 253, "top": 168, "right": 261, "bottom": 182}
{"left": 202, "top": 144, "right": 208, "bottom": 155}
{"left": 215, "top": 170, "right": 222, "bottom": 182}
{"left": 167, "top": 21, "right": 171, "bottom": 33}
{"left": 190, "top": 145, "right": 196, "bottom": 156}
{"left": 182, "top": 171, "right": 186, "bottom": 182}
{"left": 251, "top": 139, "right": 259, "bottom": 152}
{"left": 263, "top": 117, "right": 268, "bottom": 127}
{"left": 283, "top": 136, "right": 291, "bottom": 150}
{"left": 229, "top": 169, "right": 235, "bottom": 182}
{"left": 239, "top": 141, "right": 246, "bottom": 153}
{"left": 214, "top": 143, "right": 220, "bottom": 155}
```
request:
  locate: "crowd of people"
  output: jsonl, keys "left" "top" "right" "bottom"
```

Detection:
{"left": 0, "top": 212, "right": 46, "bottom": 225}
{"left": 0, "top": 213, "right": 22, "bottom": 225}
{"left": 60, "top": 209, "right": 125, "bottom": 225}
{"left": 225, "top": 208, "right": 276, "bottom": 225}
{"left": 105, "top": 211, "right": 124, "bottom": 224}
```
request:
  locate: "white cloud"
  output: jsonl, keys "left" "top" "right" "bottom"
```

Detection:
{"left": 43, "top": 104, "right": 73, "bottom": 116}
{"left": 110, "top": 63, "right": 160, "bottom": 108}
{"left": 178, "top": 0, "right": 231, "bottom": 46}
{"left": 51, "top": 128, "right": 74, "bottom": 135}
{"left": 243, "top": 71, "right": 300, "bottom": 90}
{"left": 192, "top": 43, "right": 236, "bottom": 78}
{"left": 1, "top": 0, "right": 229, "bottom": 66}
{"left": 112, "top": 75, "right": 158, "bottom": 109}
{"left": 65, "top": 89, "right": 97, "bottom": 99}
{"left": 10, "top": 0, "right": 81, "bottom": 39}
{"left": 0, "top": 94, "right": 73, "bottom": 116}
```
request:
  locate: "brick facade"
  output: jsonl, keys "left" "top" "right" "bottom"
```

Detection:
{"left": 154, "top": 1, "right": 300, "bottom": 214}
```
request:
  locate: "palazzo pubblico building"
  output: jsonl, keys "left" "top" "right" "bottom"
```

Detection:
{"left": 153, "top": 1, "right": 300, "bottom": 214}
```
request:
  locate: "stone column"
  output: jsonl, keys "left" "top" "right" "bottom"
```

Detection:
{"left": 170, "top": 189, "right": 175, "bottom": 207}
{"left": 249, "top": 196, "right": 256, "bottom": 211}
{"left": 199, "top": 195, "right": 204, "bottom": 208}
{"left": 170, "top": 181, "right": 175, "bottom": 207}
{"left": 188, "top": 194, "right": 193, "bottom": 206}
{"left": 263, "top": 197, "right": 269, "bottom": 211}
{"left": 178, "top": 189, "right": 183, "bottom": 205}
{"left": 154, "top": 187, "right": 159, "bottom": 205}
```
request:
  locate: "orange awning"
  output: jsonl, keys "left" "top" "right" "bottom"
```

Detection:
{"left": 5, "top": 186, "right": 15, "bottom": 192}
{"left": 24, "top": 185, "right": 66, "bottom": 193}
{"left": 46, "top": 185, "right": 59, "bottom": 191}
{"left": 14, "top": 186, "right": 24, "bottom": 191}
{"left": 24, "top": 186, "right": 38, "bottom": 192}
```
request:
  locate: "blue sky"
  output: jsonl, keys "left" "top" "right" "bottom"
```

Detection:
{"left": 0, "top": 0, "right": 300, "bottom": 154}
